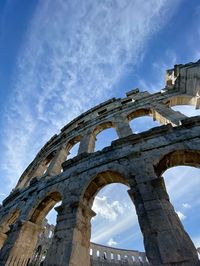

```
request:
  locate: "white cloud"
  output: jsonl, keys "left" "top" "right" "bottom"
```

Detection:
{"left": 176, "top": 211, "right": 186, "bottom": 221}
{"left": 182, "top": 203, "right": 191, "bottom": 209}
{"left": 1, "top": 0, "right": 178, "bottom": 189}
{"left": 0, "top": 192, "right": 6, "bottom": 197}
{"left": 164, "top": 166, "right": 200, "bottom": 204}
{"left": 91, "top": 184, "right": 140, "bottom": 244}
{"left": 91, "top": 208, "right": 138, "bottom": 243}
{"left": 107, "top": 238, "right": 118, "bottom": 247}
{"left": 92, "top": 196, "right": 124, "bottom": 221}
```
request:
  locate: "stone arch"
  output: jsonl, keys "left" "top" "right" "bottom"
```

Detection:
{"left": 29, "top": 191, "right": 62, "bottom": 224}
{"left": 154, "top": 149, "right": 200, "bottom": 177}
{"left": 65, "top": 135, "right": 81, "bottom": 156}
{"left": 152, "top": 148, "right": 200, "bottom": 263}
{"left": 165, "top": 95, "right": 198, "bottom": 108}
{"left": 34, "top": 136, "right": 82, "bottom": 178}
{"left": 127, "top": 107, "right": 163, "bottom": 133}
{"left": 41, "top": 150, "right": 57, "bottom": 174}
{"left": 0, "top": 191, "right": 63, "bottom": 265}
{"left": 87, "top": 121, "right": 118, "bottom": 152}
{"left": 164, "top": 95, "right": 200, "bottom": 118}
{"left": 21, "top": 150, "right": 58, "bottom": 188}
{"left": 93, "top": 121, "right": 116, "bottom": 136}
{"left": 127, "top": 108, "right": 153, "bottom": 121}
{"left": 16, "top": 136, "right": 82, "bottom": 189}
{"left": 58, "top": 170, "right": 132, "bottom": 266}
{"left": 82, "top": 170, "right": 129, "bottom": 207}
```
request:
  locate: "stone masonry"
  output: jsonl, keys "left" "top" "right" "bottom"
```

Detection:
{"left": 0, "top": 60, "right": 200, "bottom": 265}
{"left": 30, "top": 221, "right": 148, "bottom": 266}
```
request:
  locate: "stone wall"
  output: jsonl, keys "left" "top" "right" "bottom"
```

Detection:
{"left": 90, "top": 243, "right": 148, "bottom": 266}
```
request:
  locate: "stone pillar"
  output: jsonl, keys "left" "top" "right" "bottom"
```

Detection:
{"left": 78, "top": 133, "right": 96, "bottom": 154}
{"left": 114, "top": 115, "right": 133, "bottom": 138}
{"left": 152, "top": 102, "right": 187, "bottom": 126}
{"left": 0, "top": 220, "right": 42, "bottom": 266}
{"left": 44, "top": 202, "right": 95, "bottom": 266}
{"left": 45, "top": 146, "right": 68, "bottom": 176}
{"left": 128, "top": 177, "right": 199, "bottom": 266}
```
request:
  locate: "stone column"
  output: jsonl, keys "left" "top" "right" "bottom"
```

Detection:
{"left": 0, "top": 220, "right": 42, "bottom": 266}
{"left": 45, "top": 146, "right": 68, "bottom": 176}
{"left": 114, "top": 115, "right": 133, "bottom": 138}
{"left": 44, "top": 202, "right": 95, "bottom": 266}
{"left": 78, "top": 133, "right": 96, "bottom": 154}
{"left": 128, "top": 176, "right": 199, "bottom": 266}
{"left": 152, "top": 102, "right": 187, "bottom": 126}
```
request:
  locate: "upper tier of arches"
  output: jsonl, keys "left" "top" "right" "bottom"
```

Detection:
{"left": 15, "top": 68, "right": 200, "bottom": 189}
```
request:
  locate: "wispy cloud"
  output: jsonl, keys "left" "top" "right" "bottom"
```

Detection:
{"left": 1, "top": 0, "right": 177, "bottom": 188}
{"left": 92, "top": 196, "right": 124, "bottom": 221}
{"left": 91, "top": 207, "right": 138, "bottom": 243}
{"left": 164, "top": 166, "right": 200, "bottom": 204}
{"left": 91, "top": 184, "right": 140, "bottom": 245}
{"left": 182, "top": 203, "right": 191, "bottom": 209}
{"left": 107, "top": 238, "right": 118, "bottom": 247}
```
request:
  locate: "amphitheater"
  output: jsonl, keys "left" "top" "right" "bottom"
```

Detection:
{"left": 0, "top": 60, "right": 200, "bottom": 266}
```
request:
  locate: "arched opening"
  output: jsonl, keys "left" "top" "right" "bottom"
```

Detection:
{"left": 65, "top": 136, "right": 80, "bottom": 160}
{"left": 89, "top": 122, "right": 118, "bottom": 152}
{"left": 91, "top": 184, "right": 144, "bottom": 252}
{"left": 129, "top": 116, "right": 160, "bottom": 133}
{"left": 43, "top": 158, "right": 54, "bottom": 175}
{"left": 171, "top": 105, "right": 200, "bottom": 117}
{"left": 128, "top": 109, "right": 160, "bottom": 133}
{"left": 21, "top": 150, "right": 57, "bottom": 188}
{"left": 39, "top": 151, "right": 56, "bottom": 176}
{"left": 155, "top": 150, "right": 200, "bottom": 257}
{"left": 95, "top": 128, "right": 118, "bottom": 151}
{"left": 31, "top": 216, "right": 56, "bottom": 264}
{"left": 30, "top": 192, "right": 62, "bottom": 224}
{"left": 19, "top": 137, "right": 82, "bottom": 188}
{"left": 29, "top": 192, "right": 62, "bottom": 264}
{"left": 81, "top": 171, "right": 146, "bottom": 265}
{"left": 32, "top": 137, "right": 81, "bottom": 179}
{"left": 67, "top": 142, "right": 80, "bottom": 159}
{"left": 165, "top": 95, "right": 200, "bottom": 117}
{"left": 1, "top": 192, "right": 62, "bottom": 265}
{"left": 166, "top": 95, "right": 197, "bottom": 108}
{"left": 155, "top": 150, "right": 200, "bottom": 177}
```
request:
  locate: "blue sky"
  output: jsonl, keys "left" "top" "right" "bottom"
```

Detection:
{"left": 0, "top": 0, "right": 200, "bottom": 252}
